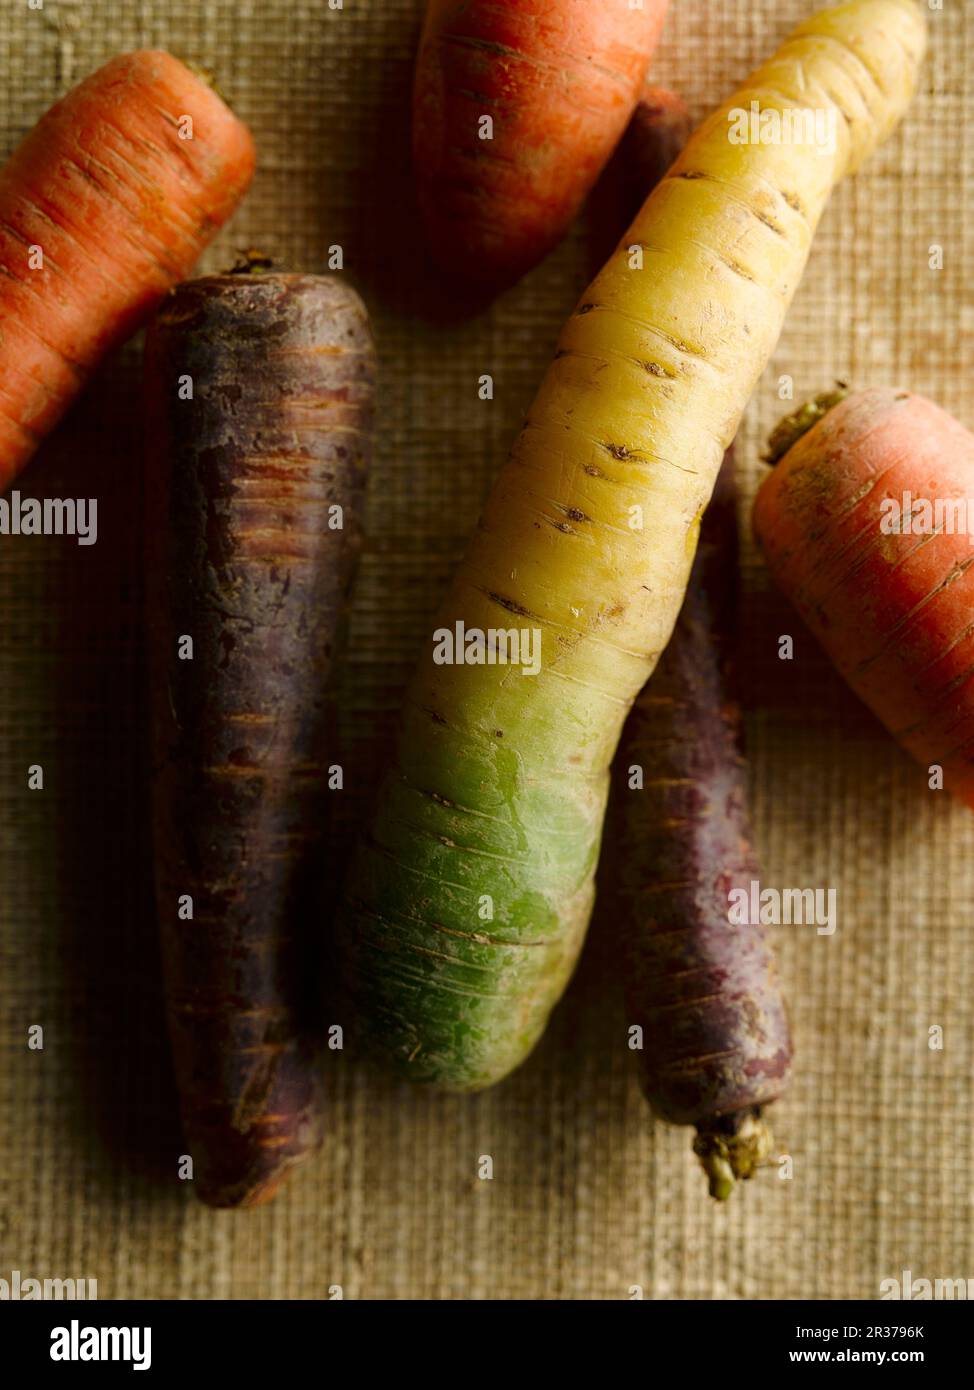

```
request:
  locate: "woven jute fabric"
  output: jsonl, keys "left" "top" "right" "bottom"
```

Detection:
{"left": 1, "top": 0, "right": 972, "bottom": 1300}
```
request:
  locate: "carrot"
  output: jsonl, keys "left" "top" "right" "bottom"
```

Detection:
{"left": 614, "top": 449, "right": 792, "bottom": 1200}
{"left": 412, "top": 0, "right": 670, "bottom": 291}
{"left": 602, "top": 87, "right": 790, "bottom": 1200}
{"left": 754, "top": 386, "right": 974, "bottom": 810}
{"left": 145, "top": 271, "right": 375, "bottom": 1208}
{"left": 0, "top": 51, "right": 254, "bottom": 492}
{"left": 339, "top": 0, "right": 925, "bottom": 1093}
{"left": 587, "top": 84, "right": 691, "bottom": 274}
{"left": 617, "top": 84, "right": 692, "bottom": 207}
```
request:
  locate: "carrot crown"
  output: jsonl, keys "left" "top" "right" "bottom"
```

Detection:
{"left": 764, "top": 386, "right": 850, "bottom": 465}
{"left": 225, "top": 249, "right": 275, "bottom": 275}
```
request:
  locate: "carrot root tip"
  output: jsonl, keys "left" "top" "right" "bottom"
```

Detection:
{"left": 692, "top": 1110, "right": 774, "bottom": 1201}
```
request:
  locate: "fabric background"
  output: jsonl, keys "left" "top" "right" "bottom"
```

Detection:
{"left": 1, "top": 0, "right": 972, "bottom": 1300}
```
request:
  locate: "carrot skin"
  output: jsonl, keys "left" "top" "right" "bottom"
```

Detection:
{"left": 0, "top": 51, "right": 254, "bottom": 491}
{"left": 754, "top": 387, "right": 974, "bottom": 809}
{"left": 616, "top": 85, "right": 692, "bottom": 215}
{"left": 413, "top": 0, "right": 669, "bottom": 289}
{"left": 617, "top": 452, "right": 793, "bottom": 1162}
{"left": 145, "top": 273, "right": 375, "bottom": 1208}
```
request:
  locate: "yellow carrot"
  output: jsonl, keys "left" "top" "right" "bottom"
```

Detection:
{"left": 339, "top": 0, "right": 926, "bottom": 1091}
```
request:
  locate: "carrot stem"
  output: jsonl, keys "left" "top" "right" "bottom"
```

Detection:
{"left": 225, "top": 248, "right": 274, "bottom": 275}
{"left": 764, "top": 385, "right": 850, "bottom": 465}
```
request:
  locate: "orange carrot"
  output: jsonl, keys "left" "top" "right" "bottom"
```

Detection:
{"left": 0, "top": 51, "right": 255, "bottom": 491}
{"left": 413, "top": 0, "right": 670, "bottom": 291}
{"left": 754, "top": 387, "right": 974, "bottom": 808}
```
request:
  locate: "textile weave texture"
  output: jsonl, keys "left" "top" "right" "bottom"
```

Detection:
{"left": 1, "top": 0, "right": 971, "bottom": 1299}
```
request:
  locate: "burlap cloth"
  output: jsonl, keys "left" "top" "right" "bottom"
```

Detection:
{"left": 1, "top": 0, "right": 971, "bottom": 1300}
